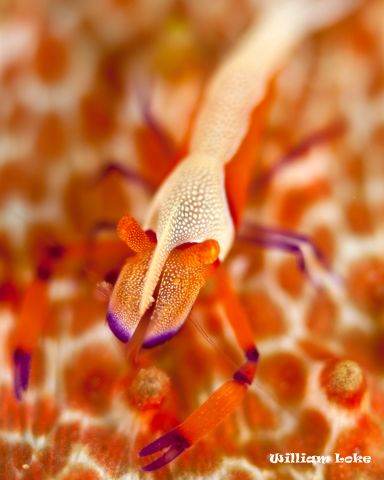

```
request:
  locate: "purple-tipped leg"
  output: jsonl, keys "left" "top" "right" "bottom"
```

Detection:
{"left": 13, "top": 348, "right": 31, "bottom": 401}
{"left": 94, "top": 161, "right": 155, "bottom": 193}
{"left": 239, "top": 223, "right": 342, "bottom": 288}
{"left": 251, "top": 120, "right": 345, "bottom": 192}
{"left": 139, "top": 429, "right": 190, "bottom": 471}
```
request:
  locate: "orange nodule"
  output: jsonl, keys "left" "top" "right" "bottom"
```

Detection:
{"left": 116, "top": 216, "right": 152, "bottom": 253}
{"left": 320, "top": 358, "right": 366, "bottom": 409}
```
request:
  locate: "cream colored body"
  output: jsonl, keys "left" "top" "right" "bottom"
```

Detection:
{"left": 140, "top": 0, "right": 359, "bottom": 316}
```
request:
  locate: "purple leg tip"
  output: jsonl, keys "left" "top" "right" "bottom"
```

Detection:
{"left": 13, "top": 348, "right": 31, "bottom": 401}
{"left": 106, "top": 310, "right": 130, "bottom": 343}
{"left": 142, "top": 330, "right": 177, "bottom": 349}
{"left": 246, "top": 347, "right": 259, "bottom": 363}
{"left": 140, "top": 429, "right": 190, "bottom": 471}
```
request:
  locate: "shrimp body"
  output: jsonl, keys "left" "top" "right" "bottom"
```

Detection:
{"left": 107, "top": 0, "right": 357, "bottom": 350}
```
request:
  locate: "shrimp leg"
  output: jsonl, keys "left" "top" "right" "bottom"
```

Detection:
{"left": 140, "top": 269, "right": 258, "bottom": 471}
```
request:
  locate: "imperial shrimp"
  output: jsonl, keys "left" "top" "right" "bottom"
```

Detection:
{"left": 103, "top": 0, "right": 361, "bottom": 471}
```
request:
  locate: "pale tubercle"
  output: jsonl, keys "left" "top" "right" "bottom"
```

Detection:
{"left": 141, "top": 155, "right": 234, "bottom": 316}
{"left": 190, "top": 0, "right": 361, "bottom": 165}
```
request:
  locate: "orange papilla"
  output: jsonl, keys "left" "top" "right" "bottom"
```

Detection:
{"left": 258, "top": 352, "right": 307, "bottom": 405}
{"left": 298, "top": 339, "right": 333, "bottom": 361}
{"left": 0, "top": 438, "right": 15, "bottom": 480}
{"left": 64, "top": 170, "right": 131, "bottom": 234}
{"left": 305, "top": 290, "right": 338, "bottom": 338}
{"left": 320, "top": 358, "right": 366, "bottom": 409}
{"left": 225, "top": 85, "right": 274, "bottom": 228}
{"left": 179, "top": 437, "right": 220, "bottom": 476}
{"left": 13, "top": 279, "right": 49, "bottom": 353}
{"left": 33, "top": 31, "right": 69, "bottom": 83}
{"left": 241, "top": 290, "right": 286, "bottom": 341}
{"left": 276, "top": 179, "right": 331, "bottom": 229}
{"left": 283, "top": 409, "right": 330, "bottom": 456}
{"left": 215, "top": 269, "right": 255, "bottom": 354}
{"left": 80, "top": 87, "right": 116, "bottom": 143}
{"left": 30, "top": 397, "right": 59, "bottom": 437}
{"left": 35, "top": 112, "right": 67, "bottom": 160}
{"left": 347, "top": 256, "right": 384, "bottom": 314}
{"left": 64, "top": 343, "right": 123, "bottom": 415}
{"left": 38, "top": 422, "right": 81, "bottom": 476}
{"left": 310, "top": 224, "right": 335, "bottom": 262}
{"left": 0, "top": 386, "right": 28, "bottom": 433}
{"left": 11, "top": 441, "right": 33, "bottom": 472}
{"left": 345, "top": 199, "right": 375, "bottom": 235}
{"left": 243, "top": 391, "right": 277, "bottom": 430}
{"left": 179, "top": 380, "right": 247, "bottom": 445}
{"left": 276, "top": 256, "right": 305, "bottom": 298}
{"left": 327, "top": 416, "right": 384, "bottom": 479}
{"left": 83, "top": 425, "right": 130, "bottom": 476}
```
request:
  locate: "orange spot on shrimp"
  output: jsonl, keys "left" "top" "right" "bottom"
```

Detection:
{"left": 258, "top": 352, "right": 307, "bottom": 405}
{"left": 320, "top": 358, "right": 366, "bottom": 409}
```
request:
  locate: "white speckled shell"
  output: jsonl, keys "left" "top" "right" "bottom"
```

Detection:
{"left": 141, "top": 154, "right": 234, "bottom": 315}
{"left": 137, "top": 0, "right": 359, "bottom": 317}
